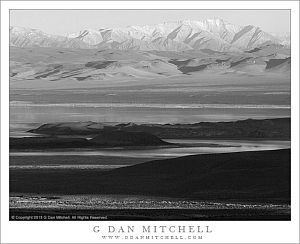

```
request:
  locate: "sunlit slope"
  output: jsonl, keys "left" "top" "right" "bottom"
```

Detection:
{"left": 10, "top": 43, "right": 290, "bottom": 89}
{"left": 10, "top": 19, "right": 290, "bottom": 51}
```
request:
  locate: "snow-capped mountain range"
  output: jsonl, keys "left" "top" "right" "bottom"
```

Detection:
{"left": 10, "top": 18, "right": 290, "bottom": 52}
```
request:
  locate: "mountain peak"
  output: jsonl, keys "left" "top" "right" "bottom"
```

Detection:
{"left": 205, "top": 17, "right": 227, "bottom": 24}
{"left": 9, "top": 18, "right": 290, "bottom": 51}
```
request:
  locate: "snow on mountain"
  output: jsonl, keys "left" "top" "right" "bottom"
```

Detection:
{"left": 68, "top": 29, "right": 104, "bottom": 45}
{"left": 229, "top": 25, "right": 283, "bottom": 49}
{"left": 10, "top": 26, "right": 90, "bottom": 49}
{"left": 270, "top": 32, "right": 291, "bottom": 46}
{"left": 10, "top": 18, "right": 289, "bottom": 52}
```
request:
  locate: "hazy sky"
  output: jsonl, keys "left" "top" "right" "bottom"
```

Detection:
{"left": 10, "top": 10, "right": 290, "bottom": 35}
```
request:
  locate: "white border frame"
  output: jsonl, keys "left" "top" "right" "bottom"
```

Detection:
{"left": 1, "top": 1, "right": 299, "bottom": 243}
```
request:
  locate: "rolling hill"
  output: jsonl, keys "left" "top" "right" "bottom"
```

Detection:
{"left": 10, "top": 149, "right": 291, "bottom": 203}
{"left": 9, "top": 43, "right": 290, "bottom": 85}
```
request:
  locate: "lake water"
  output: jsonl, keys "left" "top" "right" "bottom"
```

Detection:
{"left": 10, "top": 139, "right": 290, "bottom": 169}
{"left": 9, "top": 73, "right": 291, "bottom": 218}
{"left": 10, "top": 102, "right": 290, "bottom": 125}
{"left": 10, "top": 78, "right": 291, "bottom": 124}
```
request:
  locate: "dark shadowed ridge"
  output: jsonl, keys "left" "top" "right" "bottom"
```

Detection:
{"left": 90, "top": 130, "right": 167, "bottom": 146}
{"left": 265, "top": 57, "right": 291, "bottom": 69}
{"left": 10, "top": 130, "right": 169, "bottom": 149}
{"left": 10, "top": 149, "right": 291, "bottom": 203}
{"left": 28, "top": 118, "right": 291, "bottom": 140}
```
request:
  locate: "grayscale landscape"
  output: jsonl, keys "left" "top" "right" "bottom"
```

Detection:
{"left": 9, "top": 13, "right": 291, "bottom": 220}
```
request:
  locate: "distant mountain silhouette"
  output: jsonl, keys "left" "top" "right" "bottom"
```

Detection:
{"left": 29, "top": 118, "right": 291, "bottom": 140}
{"left": 10, "top": 130, "right": 169, "bottom": 150}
